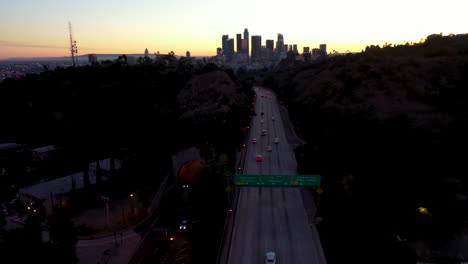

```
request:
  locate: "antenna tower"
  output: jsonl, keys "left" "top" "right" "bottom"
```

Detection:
{"left": 68, "top": 22, "right": 78, "bottom": 67}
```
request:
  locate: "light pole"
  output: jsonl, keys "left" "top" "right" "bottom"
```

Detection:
{"left": 101, "top": 195, "right": 110, "bottom": 230}
{"left": 129, "top": 193, "right": 135, "bottom": 215}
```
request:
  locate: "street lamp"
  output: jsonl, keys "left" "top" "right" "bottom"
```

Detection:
{"left": 101, "top": 195, "right": 110, "bottom": 230}
{"left": 129, "top": 194, "right": 135, "bottom": 215}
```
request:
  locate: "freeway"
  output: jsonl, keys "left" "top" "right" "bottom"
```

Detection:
{"left": 226, "top": 87, "right": 326, "bottom": 264}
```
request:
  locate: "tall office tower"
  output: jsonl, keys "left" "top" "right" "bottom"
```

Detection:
{"left": 186, "top": 51, "right": 191, "bottom": 58}
{"left": 217, "top": 47, "right": 223, "bottom": 57}
{"left": 289, "top": 45, "right": 293, "bottom": 52}
{"left": 276, "top": 33, "right": 284, "bottom": 52}
{"left": 222, "top": 35, "right": 229, "bottom": 51}
{"left": 266, "top": 40, "right": 274, "bottom": 52}
{"left": 293, "top": 44, "right": 298, "bottom": 53}
{"left": 251, "top": 35, "right": 262, "bottom": 62}
{"left": 284, "top": 44, "right": 288, "bottom": 51}
{"left": 236, "top": 34, "right": 243, "bottom": 53}
{"left": 320, "top": 44, "right": 327, "bottom": 54}
{"left": 226, "top": 38, "right": 235, "bottom": 61}
{"left": 242, "top": 39, "right": 247, "bottom": 51}
{"left": 144, "top": 48, "right": 149, "bottom": 56}
{"left": 266, "top": 40, "right": 274, "bottom": 61}
{"left": 243, "top": 28, "right": 249, "bottom": 58}
{"left": 303, "top": 47, "right": 310, "bottom": 54}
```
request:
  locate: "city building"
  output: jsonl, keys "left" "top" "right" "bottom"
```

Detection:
{"left": 222, "top": 35, "right": 229, "bottom": 51}
{"left": 266, "top": 40, "right": 274, "bottom": 53}
{"left": 241, "top": 39, "right": 247, "bottom": 53}
{"left": 186, "top": 51, "right": 191, "bottom": 58}
{"left": 289, "top": 45, "right": 293, "bottom": 52}
{"left": 144, "top": 48, "right": 149, "bottom": 57}
{"left": 320, "top": 44, "right": 327, "bottom": 54}
{"left": 19, "top": 158, "right": 122, "bottom": 215}
{"left": 303, "top": 47, "right": 310, "bottom": 54}
{"left": 88, "top": 53, "right": 98, "bottom": 64}
{"left": 251, "top": 35, "right": 262, "bottom": 62}
{"left": 276, "top": 33, "right": 284, "bottom": 53}
{"left": 265, "top": 40, "right": 274, "bottom": 62}
{"left": 31, "top": 145, "right": 57, "bottom": 161}
{"left": 236, "top": 33, "right": 243, "bottom": 53}
{"left": 225, "top": 38, "right": 235, "bottom": 61}
{"left": 312, "top": 48, "right": 320, "bottom": 56}
{"left": 243, "top": 28, "right": 249, "bottom": 58}
{"left": 217, "top": 47, "right": 223, "bottom": 57}
{"left": 293, "top": 44, "right": 298, "bottom": 53}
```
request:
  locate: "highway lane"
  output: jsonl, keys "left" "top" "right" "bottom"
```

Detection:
{"left": 227, "top": 87, "right": 325, "bottom": 264}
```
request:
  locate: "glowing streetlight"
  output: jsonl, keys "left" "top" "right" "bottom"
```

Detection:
{"left": 417, "top": 207, "right": 431, "bottom": 216}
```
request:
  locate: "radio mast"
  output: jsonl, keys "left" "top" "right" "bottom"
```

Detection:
{"left": 68, "top": 21, "right": 78, "bottom": 67}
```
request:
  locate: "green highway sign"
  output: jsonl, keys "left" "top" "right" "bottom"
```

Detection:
{"left": 234, "top": 174, "right": 321, "bottom": 187}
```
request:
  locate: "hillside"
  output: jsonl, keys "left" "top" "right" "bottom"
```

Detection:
{"left": 266, "top": 33, "right": 468, "bottom": 263}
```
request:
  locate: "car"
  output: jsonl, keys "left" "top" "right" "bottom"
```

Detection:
{"left": 260, "top": 119, "right": 264, "bottom": 124}
{"left": 252, "top": 138, "right": 257, "bottom": 144}
{"left": 267, "top": 146, "right": 272, "bottom": 152}
{"left": 256, "top": 155, "right": 263, "bottom": 162}
{"left": 271, "top": 116, "right": 275, "bottom": 121}
{"left": 265, "top": 251, "right": 276, "bottom": 264}
{"left": 179, "top": 220, "right": 188, "bottom": 230}
{"left": 261, "top": 130, "right": 267, "bottom": 136}
{"left": 274, "top": 137, "right": 279, "bottom": 144}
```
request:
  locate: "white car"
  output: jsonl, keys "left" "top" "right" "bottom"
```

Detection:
{"left": 252, "top": 138, "right": 257, "bottom": 144}
{"left": 265, "top": 251, "right": 276, "bottom": 264}
{"left": 274, "top": 137, "right": 279, "bottom": 144}
{"left": 261, "top": 130, "right": 267, "bottom": 136}
{"left": 267, "top": 146, "right": 272, "bottom": 152}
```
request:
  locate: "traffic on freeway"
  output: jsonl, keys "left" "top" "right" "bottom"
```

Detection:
{"left": 225, "top": 87, "right": 326, "bottom": 264}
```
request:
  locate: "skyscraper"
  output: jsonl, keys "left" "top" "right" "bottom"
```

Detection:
{"left": 243, "top": 28, "right": 249, "bottom": 58}
{"left": 236, "top": 34, "right": 242, "bottom": 53}
{"left": 266, "top": 40, "right": 274, "bottom": 61}
{"left": 276, "top": 33, "right": 284, "bottom": 53}
{"left": 303, "top": 47, "right": 310, "bottom": 54}
{"left": 186, "top": 51, "right": 191, "bottom": 58}
{"left": 320, "top": 44, "right": 327, "bottom": 54}
{"left": 226, "top": 38, "right": 235, "bottom": 61}
{"left": 251, "top": 35, "right": 262, "bottom": 62}
{"left": 266, "top": 40, "right": 274, "bottom": 52}
{"left": 293, "top": 44, "right": 298, "bottom": 53}
{"left": 222, "top": 35, "right": 229, "bottom": 51}
{"left": 144, "top": 48, "right": 149, "bottom": 57}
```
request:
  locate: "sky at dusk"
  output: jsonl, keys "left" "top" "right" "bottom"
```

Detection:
{"left": 0, "top": 0, "right": 466, "bottom": 59}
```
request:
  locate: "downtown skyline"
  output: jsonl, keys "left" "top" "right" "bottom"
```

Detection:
{"left": 0, "top": 0, "right": 467, "bottom": 59}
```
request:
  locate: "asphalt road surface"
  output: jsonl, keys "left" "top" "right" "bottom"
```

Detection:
{"left": 227, "top": 87, "right": 325, "bottom": 264}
